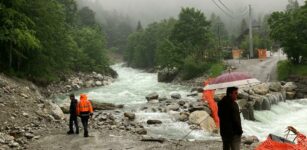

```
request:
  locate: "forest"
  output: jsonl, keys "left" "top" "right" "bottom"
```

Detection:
{"left": 0, "top": 0, "right": 306, "bottom": 83}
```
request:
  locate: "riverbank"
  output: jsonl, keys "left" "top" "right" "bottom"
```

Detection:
{"left": 0, "top": 71, "right": 258, "bottom": 150}
{"left": 28, "top": 126, "right": 258, "bottom": 150}
{"left": 2, "top": 63, "right": 306, "bottom": 150}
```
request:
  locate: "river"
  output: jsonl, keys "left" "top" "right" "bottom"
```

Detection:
{"left": 58, "top": 63, "right": 307, "bottom": 141}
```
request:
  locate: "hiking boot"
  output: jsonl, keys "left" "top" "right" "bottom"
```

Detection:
{"left": 67, "top": 131, "right": 74, "bottom": 135}
{"left": 84, "top": 134, "right": 89, "bottom": 137}
{"left": 75, "top": 130, "right": 79, "bottom": 134}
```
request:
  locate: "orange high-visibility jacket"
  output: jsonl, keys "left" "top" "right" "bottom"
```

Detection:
{"left": 76, "top": 94, "right": 93, "bottom": 116}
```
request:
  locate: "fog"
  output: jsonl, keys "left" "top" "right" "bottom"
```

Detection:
{"left": 79, "top": 0, "right": 305, "bottom": 26}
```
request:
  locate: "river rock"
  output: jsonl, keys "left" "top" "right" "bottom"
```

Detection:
{"left": 25, "top": 133, "right": 34, "bottom": 139}
{"left": 157, "top": 67, "right": 178, "bottom": 82}
{"left": 269, "top": 82, "right": 282, "bottom": 92}
{"left": 286, "top": 91, "right": 296, "bottom": 100}
{"left": 85, "top": 80, "right": 94, "bottom": 88}
{"left": 95, "top": 81, "right": 102, "bottom": 86}
{"left": 145, "top": 92, "right": 159, "bottom": 101}
{"left": 158, "top": 96, "right": 167, "bottom": 102}
{"left": 242, "top": 135, "right": 259, "bottom": 145}
{"left": 47, "top": 102, "right": 65, "bottom": 120}
{"left": 147, "top": 120, "right": 162, "bottom": 125}
{"left": 178, "top": 112, "right": 189, "bottom": 122}
{"left": 171, "top": 93, "right": 181, "bottom": 99}
{"left": 166, "top": 104, "right": 180, "bottom": 111}
{"left": 9, "top": 141, "right": 19, "bottom": 147}
{"left": 283, "top": 82, "right": 297, "bottom": 92}
{"left": 252, "top": 83, "right": 269, "bottom": 95}
{"left": 124, "top": 112, "right": 135, "bottom": 120}
{"left": 177, "top": 100, "right": 185, "bottom": 106}
{"left": 135, "top": 128, "right": 147, "bottom": 135}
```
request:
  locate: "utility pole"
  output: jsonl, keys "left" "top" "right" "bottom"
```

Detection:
{"left": 218, "top": 23, "right": 221, "bottom": 61}
{"left": 249, "top": 4, "right": 254, "bottom": 58}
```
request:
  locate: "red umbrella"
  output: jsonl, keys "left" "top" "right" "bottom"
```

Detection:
{"left": 204, "top": 71, "right": 260, "bottom": 90}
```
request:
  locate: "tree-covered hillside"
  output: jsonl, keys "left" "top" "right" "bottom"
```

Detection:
{"left": 0, "top": 0, "right": 111, "bottom": 84}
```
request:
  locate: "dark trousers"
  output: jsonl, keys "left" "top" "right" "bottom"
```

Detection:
{"left": 222, "top": 135, "right": 241, "bottom": 150}
{"left": 80, "top": 115, "right": 90, "bottom": 136}
{"left": 69, "top": 115, "right": 79, "bottom": 133}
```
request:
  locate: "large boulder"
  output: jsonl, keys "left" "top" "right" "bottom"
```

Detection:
{"left": 189, "top": 111, "right": 217, "bottom": 133}
{"left": 283, "top": 82, "right": 297, "bottom": 92}
{"left": 157, "top": 67, "right": 178, "bottom": 82}
{"left": 269, "top": 82, "right": 282, "bottom": 92}
{"left": 46, "top": 101, "right": 65, "bottom": 120}
{"left": 252, "top": 83, "right": 269, "bottom": 95}
{"left": 59, "top": 99, "right": 71, "bottom": 114}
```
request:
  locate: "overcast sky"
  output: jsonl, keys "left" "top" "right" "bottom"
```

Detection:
{"left": 79, "top": 0, "right": 305, "bottom": 26}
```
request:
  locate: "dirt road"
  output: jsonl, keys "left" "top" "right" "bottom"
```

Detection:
{"left": 225, "top": 52, "right": 287, "bottom": 82}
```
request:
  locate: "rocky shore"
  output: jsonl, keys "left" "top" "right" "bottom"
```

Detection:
{"left": 0, "top": 74, "right": 65, "bottom": 149}
{"left": 40, "top": 72, "right": 116, "bottom": 97}
{"left": 0, "top": 69, "right": 304, "bottom": 150}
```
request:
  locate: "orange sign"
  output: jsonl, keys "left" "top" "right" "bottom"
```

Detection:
{"left": 258, "top": 49, "right": 267, "bottom": 61}
{"left": 232, "top": 49, "right": 242, "bottom": 59}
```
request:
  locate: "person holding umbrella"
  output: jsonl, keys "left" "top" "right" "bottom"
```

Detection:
{"left": 218, "top": 86, "right": 243, "bottom": 150}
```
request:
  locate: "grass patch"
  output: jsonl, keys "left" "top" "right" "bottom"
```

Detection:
{"left": 209, "top": 63, "right": 224, "bottom": 77}
{"left": 277, "top": 60, "right": 307, "bottom": 80}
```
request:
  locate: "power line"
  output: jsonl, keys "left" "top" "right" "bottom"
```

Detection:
{"left": 217, "top": 0, "right": 233, "bottom": 14}
{"left": 211, "top": 0, "right": 234, "bottom": 18}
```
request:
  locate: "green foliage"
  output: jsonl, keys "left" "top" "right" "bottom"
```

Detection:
{"left": 0, "top": 0, "right": 111, "bottom": 83}
{"left": 269, "top": 2, "right": 307, "bottom": 64}
{"left": 125, "top": 7, "right": 219, "bottom": 81}
{"left": 181, "top": 55, "right": 206, "bottom": 80}
{"left": 181, "top": 55, "right": 224, "bottom": 80}
{"left": 77, "top": 6, "right": 96, "bottom": 26}
{"left": 0, "top": 0, "right": 40, "bottom": 70}
{"left": 209, "top": 63, "right": 224, "bottom": 77}
{"left": 73, "top": 26, "right": 109, "bottom": 71}
{"left": 277, "top": 60, "right": 307, "bottom": 81}
{"left": 156, "top": 39, "right": 182, "bottom": 69}
{"left": 277, "top": 60, "right": 291, "bottom": 81}
{"left": 125, "top": 18, "right": 177, "bottom": 68}
{"left": 170, "top": 7, "right": 212, "bottom": 61}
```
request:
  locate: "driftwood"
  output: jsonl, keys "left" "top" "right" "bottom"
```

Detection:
{"left": 141, "top": 136, "right": 166, "bottom": 143}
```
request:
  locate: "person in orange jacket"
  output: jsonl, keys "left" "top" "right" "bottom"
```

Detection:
{"left": 76, "top": 94, "right": 93, "bottom": 137}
